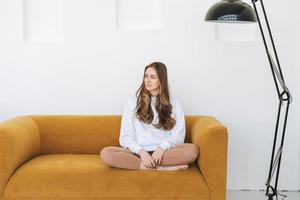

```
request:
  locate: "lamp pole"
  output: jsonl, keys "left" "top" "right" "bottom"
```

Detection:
{"left": 251, "top": 1, "right": 292, "bottom": 199}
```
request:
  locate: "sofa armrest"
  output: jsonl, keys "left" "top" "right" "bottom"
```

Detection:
{"left": 0, "top": 116, "right": 40, "bottom": 198}
{"left": 191, "top": 116, "right": 228, "bottom": 200}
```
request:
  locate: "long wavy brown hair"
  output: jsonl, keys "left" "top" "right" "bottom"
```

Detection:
{"left": 135, "top": 62, "right": 176, "bottom": 130}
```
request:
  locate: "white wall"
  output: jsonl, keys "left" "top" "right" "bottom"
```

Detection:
{"left": 0, "top": 0, "right": 299, "bottom": 190}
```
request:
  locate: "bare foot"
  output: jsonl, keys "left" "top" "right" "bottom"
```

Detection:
{"left": 139, "top": 163, "right": 156, "bottom": 170}
{"left": 156, "top": 164, "right": 189, "bottom": 171}
{"left": 140, "top": 163, "right": 189, "bottom": 171}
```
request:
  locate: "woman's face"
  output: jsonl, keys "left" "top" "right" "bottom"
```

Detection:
{"left": 144, "top": 67, "right": 160, "bottom": 96}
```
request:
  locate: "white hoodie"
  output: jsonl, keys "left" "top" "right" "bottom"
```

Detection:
{"left": 119, "top": 95, "right": 186, "bottom": 154}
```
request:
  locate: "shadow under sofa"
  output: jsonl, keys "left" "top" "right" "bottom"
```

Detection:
{"left": 0, "top": 115, "right": 228, "bottom": 200}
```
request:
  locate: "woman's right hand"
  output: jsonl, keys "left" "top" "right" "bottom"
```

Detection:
{"left": 138, "top": 149, "right": 156, "bottom": 168}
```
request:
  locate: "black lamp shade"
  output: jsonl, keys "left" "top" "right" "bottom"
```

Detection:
{"left": 205, "top": 0, "right": 257, "bottom": 23}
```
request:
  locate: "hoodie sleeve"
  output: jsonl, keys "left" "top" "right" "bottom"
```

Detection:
{"left": 158, "top": 99, "right": 186, "bottom": 151}
{"left": 119, "top": 98, "right": 143, "bottom": 155}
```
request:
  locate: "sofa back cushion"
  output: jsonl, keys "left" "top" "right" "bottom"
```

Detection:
{"left": 31, "top": 115, "right": 202, "bottom": 155}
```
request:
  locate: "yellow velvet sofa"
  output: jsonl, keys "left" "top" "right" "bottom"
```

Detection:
{"left": 0, "top": 115, "right": 228, "bottom": 200}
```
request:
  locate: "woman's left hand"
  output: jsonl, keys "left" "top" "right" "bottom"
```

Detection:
{"left": 151, "top": 147, "right": 164, "bottom": 167}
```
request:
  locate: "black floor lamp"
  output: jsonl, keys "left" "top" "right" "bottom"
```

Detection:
{"left": 205, "top": 0, "right": 293, "bottom": 200}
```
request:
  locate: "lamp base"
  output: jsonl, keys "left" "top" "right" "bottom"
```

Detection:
{"left": 265, "top": 186, "right": 288, "bottom": 200}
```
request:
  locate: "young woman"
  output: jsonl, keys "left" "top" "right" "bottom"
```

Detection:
{"left": 100, "top": 62, "right": 199, "bottom": 170}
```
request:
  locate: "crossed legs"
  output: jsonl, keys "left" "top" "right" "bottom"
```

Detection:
{"left": 100, "top": 143, "right": 199, "bottom": 170}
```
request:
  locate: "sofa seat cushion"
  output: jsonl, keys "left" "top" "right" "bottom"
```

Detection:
{"left": 3, "top": 154, "right": 209, "bottom": 200}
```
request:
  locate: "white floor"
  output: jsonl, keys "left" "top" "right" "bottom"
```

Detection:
{"left": 227, "top": 190, "right": 300, "bottom": 200}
